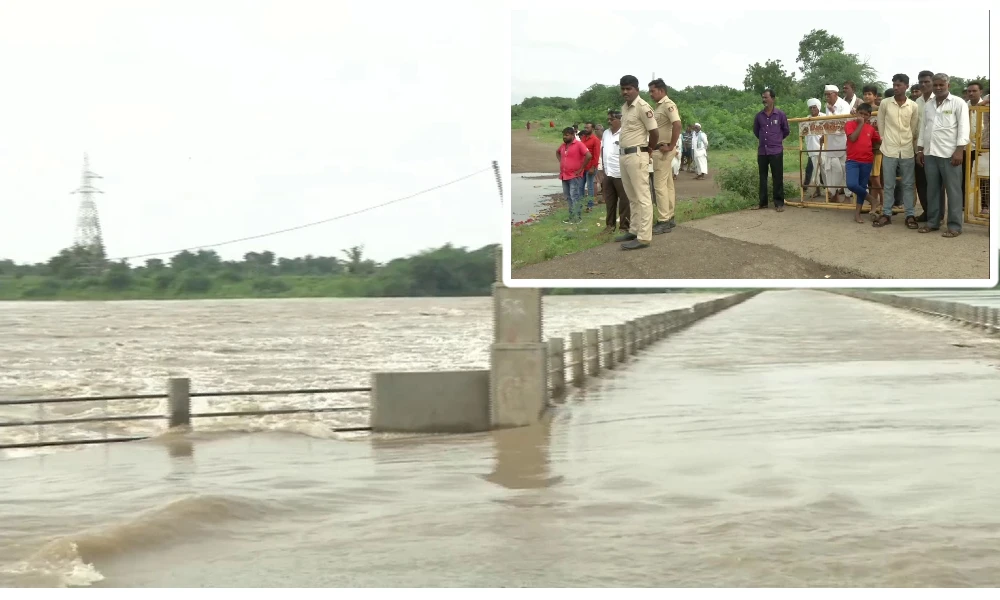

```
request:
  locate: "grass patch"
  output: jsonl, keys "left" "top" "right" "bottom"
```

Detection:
{"left": 510, "top": 190, "right": 756, "bottom": 269}
{"left": 511, "top": 154, "right": 802, "bottom": 269}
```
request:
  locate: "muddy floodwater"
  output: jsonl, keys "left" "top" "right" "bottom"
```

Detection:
{"left": 1, "top": 290, "right": 999, "bottom": 587}
{"left": 512, "top": 173, "right": 560, "bottom": 221}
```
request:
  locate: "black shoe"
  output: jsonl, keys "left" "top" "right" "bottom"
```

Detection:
{"left": 652, "top": 221, "right": 671, "bottom": 235}
{"left": 621, "top": 239, "right": 650, "bottom": 250}
{"left": 615, "top": 232, "right": 637, "bottom": 242}
{"left": 666, "top": 217, "right": 676, "bottom": 229}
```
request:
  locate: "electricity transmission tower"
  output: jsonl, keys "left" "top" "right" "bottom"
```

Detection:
{"left": 70, "top": 153, "right": 107, "bottom": 272}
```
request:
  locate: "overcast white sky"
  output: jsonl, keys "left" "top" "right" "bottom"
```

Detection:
{"left": 1, "top": 1, "right": 508, "bottom": 266}
{"left": 512, "top": 7, "right": 991, "bottom": 104}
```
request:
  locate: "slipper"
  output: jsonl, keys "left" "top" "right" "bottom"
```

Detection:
{"left": 941, "top": 230, "right": 962, "bottom": 238}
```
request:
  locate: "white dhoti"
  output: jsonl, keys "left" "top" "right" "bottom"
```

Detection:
{"left": 693, "top": 149, "right": 708, "bottom": 175}
{"left": 822, "top": 152, "right": 846, "bottom": 190}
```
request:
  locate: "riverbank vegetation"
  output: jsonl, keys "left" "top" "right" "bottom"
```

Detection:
{"left": 0, "top": 244, "right": 689, "bottom": 300}
{"left": 512, "top": 29, "right": 987, "bottom": 153}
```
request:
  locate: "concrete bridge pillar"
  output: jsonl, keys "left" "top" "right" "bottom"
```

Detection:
{"left": 585, "top": 329, "right": 600, "bottom": 375}
{"left": 490, "top": 247, "right": 547, "bottom": 429}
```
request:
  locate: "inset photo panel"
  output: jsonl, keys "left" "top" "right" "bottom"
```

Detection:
{"left": 506, "top": 8, "right": 995, "bottom": 289}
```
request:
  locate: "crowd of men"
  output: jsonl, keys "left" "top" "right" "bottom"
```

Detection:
{"left": 554, "top": 73, "right": 988, "bottom": 249}
{"left": 760, "top": 74, "right": 989, "bottom": 238}
{"left": 555, "top": 76, "right": 709, "bottom": 251}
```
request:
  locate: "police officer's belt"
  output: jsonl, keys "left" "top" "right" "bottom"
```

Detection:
{"left": 620, "top": 146, "right": 649, "bottom": 156}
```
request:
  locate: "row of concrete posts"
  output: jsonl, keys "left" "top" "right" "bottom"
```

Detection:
{"left": 370, "top": 249, "right": 761, "bottom": 434}
{"left": 830, "top": 290, "right": 1000, "bottom": 333}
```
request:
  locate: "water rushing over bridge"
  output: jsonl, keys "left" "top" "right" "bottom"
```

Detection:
{"left": 2, "top": 290, "right": 999, "bottom": 586}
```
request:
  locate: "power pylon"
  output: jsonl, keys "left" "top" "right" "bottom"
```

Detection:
{"left": 70, "top": 153, "right": 107, "bottom": 272}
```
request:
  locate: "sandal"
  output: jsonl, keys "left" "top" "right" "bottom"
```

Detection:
{"left": 941, "top": 230, "right": 962, "bottom": 238}
{"left": 917, "top": 226, "right": 939, "bottom": 233}
{"left": 873, "top": 215, "right": 891, "bottom": 228}
{"left": 905, "top": 216, "right": 918, "bottom": 229}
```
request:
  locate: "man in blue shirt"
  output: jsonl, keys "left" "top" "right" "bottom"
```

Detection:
{"left": 752, "top": 88, "right": 791, "bottom": 212}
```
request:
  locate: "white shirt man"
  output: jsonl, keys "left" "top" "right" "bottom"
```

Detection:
{"left": 917, "top": 84, "right": 970, "bottom": 234}
{"left": 601, "top": 126, "right": 621, "bottom": 179}
{"left": 823, "top": 84, "right": 853, "bottom": 199}
{"left": 918, "top": 92, "right": 970, "bottom": 159}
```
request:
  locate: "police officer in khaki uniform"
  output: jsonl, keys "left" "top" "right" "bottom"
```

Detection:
{"left": 648, "top": 78, "right": 682, "bottom": 235}
{"left": 616, "top": 75, "right": 659, "bottom": 250}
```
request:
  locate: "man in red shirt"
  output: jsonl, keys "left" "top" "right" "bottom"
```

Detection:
{"left": 556, "top": 126, "right": 592, "bottom": 224}
{"left": 844, "top": 103, "right": 881, "bottom": 224}
{"left": 579, "top": 122, "right": 602, "bottom": 212}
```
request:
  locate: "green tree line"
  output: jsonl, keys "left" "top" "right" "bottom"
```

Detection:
{"left": 0, "top": 244, "right": 687, "bottom": 300}
{"left": 512, "top": 29, "right": 988, "bottom": 151}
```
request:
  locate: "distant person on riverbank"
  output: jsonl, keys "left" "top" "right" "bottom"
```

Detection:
{"left": 556, "top": 127, "right": 591, "bottom": 225}
{"left": 874, "top": 73, "right": 919, "bottom": 229}
{"left": 844, "top": 103, "right": 881, "bottom": 224}
{"left": 804, "top": 98, "right": 824, "bottom": 198}
{"left": 752, "top": 88, "right": 789, "bottom": 212}
{"left": 601, "top": 111, "right": 631, "bottom": 234}
{"left": 616, "top": 74, "right": 658, "bottom": 250}
{"left": 691, "top": 123, "right": 709, "bottom": 179}
{"left": 580, "top": 122, "right": 601, "bottom": 211}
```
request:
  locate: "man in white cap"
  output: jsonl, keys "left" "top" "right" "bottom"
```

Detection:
{"left": 804, "top": 98, "right": 824, "bottom": 197}
{"left": 691, "top": 123, "right": 709, "bottom": 179}
{"left": 823, "top": 84, "right": 853, "bottom": 202}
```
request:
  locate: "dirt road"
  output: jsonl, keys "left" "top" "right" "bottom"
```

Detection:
{"left": 511, "top": 129, "right": 992, "bottom": 281}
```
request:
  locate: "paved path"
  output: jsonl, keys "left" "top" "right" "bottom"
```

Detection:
{"left": 688, "top": 207, "right": 991, "bottom": 280}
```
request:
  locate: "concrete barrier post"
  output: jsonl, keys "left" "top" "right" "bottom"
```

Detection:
{"left": 489, "top": 250, "right": 548, "bottom": 429}
{"left": 167, "top": 377, "right": 191, "bottom": 429}
{"left": 570, "top": 332, "right": 585, "bottom": 387}
{"left": 615, "top": 324, "right": 626, "bottom": 362}
{"left": 549, "top": 338, "right": 565, "bottom": 396}
{"left": 989, "top": 308, "right": 999, "bottom": 332}
{"left": 601, "top": 325, "right": 615, "bottom": 370}
{"left": 585, "top": 329, "right": 600, "bottom": 375}
{"left": 626, "top": 321, "right": 637, "bottom": 355}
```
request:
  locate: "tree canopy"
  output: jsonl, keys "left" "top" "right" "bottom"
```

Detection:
{"left": 512, "top": 29, "right": 988, "bottom": 150}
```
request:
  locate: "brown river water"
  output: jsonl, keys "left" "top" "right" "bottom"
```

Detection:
{"left": 1, "top": 290, "right": 999, "bottom": 587}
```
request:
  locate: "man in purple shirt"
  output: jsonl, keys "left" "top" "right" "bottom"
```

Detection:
{"left": 752, "top": 88, "right": 791, "bottom": 212}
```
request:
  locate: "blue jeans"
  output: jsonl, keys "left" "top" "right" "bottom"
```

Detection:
{"left": 561, "top": 176, "right": 585, "bottom": 220}
{"left": 583, "top": 170, "right": 595, "bottom": 208}
{"left": 846, "top": 160, "right": 873, "bottom": 206}
{"left": 881, "top": 156, "right": 916, "bottom": 217}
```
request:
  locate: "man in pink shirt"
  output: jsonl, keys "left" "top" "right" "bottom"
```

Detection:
{"left": 556, "top": 127, "right": 592, "bottom": 224}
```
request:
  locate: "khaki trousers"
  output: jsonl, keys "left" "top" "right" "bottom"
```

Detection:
{"left": 620, "top": 150, "right": 653, "bottom": 243}
{"left": 652, "top": 148, "right": 676, "bottom": 221}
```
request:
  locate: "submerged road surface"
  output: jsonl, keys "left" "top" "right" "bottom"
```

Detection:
{"left": 2, "top": 290, "right": 999, "bottom": 587}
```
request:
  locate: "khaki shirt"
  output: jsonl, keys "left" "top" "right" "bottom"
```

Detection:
{"left": 653, "top": 95, "right": 682, "bottom": 147}
{"left": 620, "top": 96, "right": 658, "bottom": 148}
{"left": 876, "top": 96, "right": 919, "bottom": 159}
